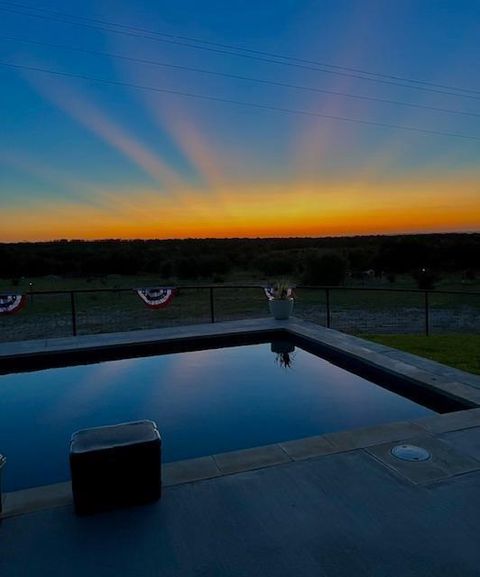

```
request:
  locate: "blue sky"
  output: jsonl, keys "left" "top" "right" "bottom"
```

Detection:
{"left": 1, "top": 0, "right": 479, "bottom": 239}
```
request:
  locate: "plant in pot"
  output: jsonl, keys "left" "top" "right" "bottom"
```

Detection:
{"left": 266, "top": 280, "right": 295, "bottom": 320}
{"left": 271, "top": 340, "right": 296, "bottom": 368}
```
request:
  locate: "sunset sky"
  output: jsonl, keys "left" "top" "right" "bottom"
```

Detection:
{"left": 1, "top": 0, "right": 479, "bottom": 241}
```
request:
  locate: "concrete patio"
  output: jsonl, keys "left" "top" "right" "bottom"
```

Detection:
{"left": 2, "top": 319, "right": 480, "bottom": 576}
{"left": 2, "top": 418, "right": 480, "bottom": 577}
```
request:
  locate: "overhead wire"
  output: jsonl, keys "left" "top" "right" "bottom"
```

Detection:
{"left": 1, "top": 60, "right": 479, "bottom": 142}
{"left": 1, "top": 1, "right": 480, "bottom": 101}
{"left": 2, "top": 35, "right": 480, "bottom": 116}
{"left": 1, "top": 0, "right": 480, "bottom": 96}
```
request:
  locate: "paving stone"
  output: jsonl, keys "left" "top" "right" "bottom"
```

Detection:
{"left": 163, "top": 456, "right": 221, "bottom": 486}
{"left": 441, "top": 427, "right": 480, "bottom": 461}
{"left": 279, "top": 435, "right": 338, "bottom": 460}
{"left": 365, "top": 434, "right": 480, "bottom": 485}
{"left": 0, "top": 318, "right": 285, "bottom": 358}
{"left": 383, "top": 350, "right": 480, "bottom": 388}
{"left": 2, "top": 482, "right": 72, "bottom": 519}
{"left": 456, "top": 373, "right": 480, "bottom": 390}
{"left": 213, "top": 444, "right": 291, "bottom": 474}
{"left": 416, "top": 408, "right": 480, "bottom": 434}
{"left": 431, "top": 381, "right": 480, "bottom": 406}
{"left": 324, "top": 421, "right": 425, "bottom": 451}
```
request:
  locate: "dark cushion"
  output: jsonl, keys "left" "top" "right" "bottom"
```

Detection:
{"left": 70, "top": 420, "right": 161, "bottom": 514}
{"left": 71, "top": 420, "right": 160, "bottom": 454}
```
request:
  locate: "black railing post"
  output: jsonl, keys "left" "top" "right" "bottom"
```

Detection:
{"left": 325, "top": 288, "right": 331, "bottom": 328}
{"left": 70, "top": 291, "right": 77, "bottom": 336}
{"left": 209, "top": 287, "right": 215, "bottom": 323}
{"left": 424, "top": 291, "right": 430, "bottom": 336}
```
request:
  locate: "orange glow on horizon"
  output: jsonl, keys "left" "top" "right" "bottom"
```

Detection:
{"left": 2, "top": 172, "right": 479, "bottom": 242}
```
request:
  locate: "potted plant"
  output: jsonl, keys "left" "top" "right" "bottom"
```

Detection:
{"left": 266, "top": 280, "right": 295, "bottom": 320}
{"left": 271, "top": 340, "right": 296, "bottom": 368}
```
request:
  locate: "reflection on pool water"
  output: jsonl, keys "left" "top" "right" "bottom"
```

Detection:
{"left": 0, "top": 342, "right": 436, "bottom": 491}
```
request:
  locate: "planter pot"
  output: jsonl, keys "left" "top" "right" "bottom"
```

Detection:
{"left": 268, "top": 299, "right": 294, "bottom": 320}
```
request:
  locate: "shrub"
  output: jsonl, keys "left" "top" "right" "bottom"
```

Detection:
{"left": 411, "top": 268, "right": 440, "bottom": 290}
{"left": 302, "top": 252, "right": 347, "bottom": 286}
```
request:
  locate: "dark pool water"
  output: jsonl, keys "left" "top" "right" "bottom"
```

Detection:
{"left": 0, "top": 342, "right": 436, "bottom": 491}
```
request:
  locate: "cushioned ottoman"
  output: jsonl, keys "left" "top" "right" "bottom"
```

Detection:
{"left": 70, "top": 420, "right": 161, "bottom": 514}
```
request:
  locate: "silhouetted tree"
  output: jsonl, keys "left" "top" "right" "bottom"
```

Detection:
{"left": 302, "top": 252, "right": 347, "bottom": 286}
{"left": 412, "top": 268, "right": 441, "bottom": 290}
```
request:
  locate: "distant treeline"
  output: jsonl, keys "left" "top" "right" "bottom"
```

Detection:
{"left": 0, "top": 234, "right": 478, "bottom": 285}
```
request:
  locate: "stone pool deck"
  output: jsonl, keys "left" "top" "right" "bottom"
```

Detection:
{"left": 2, "top": 319, "right": 480, "bottom": 576}
{"left": 3, "top": 419, "right": 480, "bottom": 577}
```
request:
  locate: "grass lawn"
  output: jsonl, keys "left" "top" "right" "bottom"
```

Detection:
{"left": 364, "top": 334, "right": 480, "bottom": 375}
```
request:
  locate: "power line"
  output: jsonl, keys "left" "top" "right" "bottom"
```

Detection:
{"left": 1, "top": 0, "right": 479, "bottom": 96}
{"left": 3, "top": 34, "right": 480, "bottom": 117}
{"left": 2, "top": 60, "right": 479, "bottom": 142}
{"left": 1, "top": 1, "right": 480, "bottom": 101}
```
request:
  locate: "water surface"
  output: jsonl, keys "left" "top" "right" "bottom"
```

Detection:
{"left": 0, "top": 342, "right": 435, "bottom": 491}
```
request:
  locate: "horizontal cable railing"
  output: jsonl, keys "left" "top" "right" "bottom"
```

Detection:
{"left": 0, "top": 285, "right": 479, "bottom": 342}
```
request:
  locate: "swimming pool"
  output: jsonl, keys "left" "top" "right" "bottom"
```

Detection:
{"left": 0, "top": 337, "right": 461, "bottom": 491}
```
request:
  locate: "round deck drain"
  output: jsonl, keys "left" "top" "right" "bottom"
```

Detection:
{"left": 391, "top": 444, "right": 431, "bottom": 462}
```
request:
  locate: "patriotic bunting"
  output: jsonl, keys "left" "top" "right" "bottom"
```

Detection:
{"left": 264, "top": 287, "right": 275, "bottom": 300}
{"left": 264, "top": 287, "right": 294, "bottom": 300}
{"left": 0, "top": 294, "right": 26, "bottom": 314}
{"left": 136, "top": 287, "right": 176, "bottom": 309}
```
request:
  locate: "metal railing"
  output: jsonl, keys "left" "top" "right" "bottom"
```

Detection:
{"left": 1, "top": 285, "right": 479, "bottom": 342}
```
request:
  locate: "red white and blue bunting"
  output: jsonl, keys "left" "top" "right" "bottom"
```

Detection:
{"left": 264, "top": 287, "right": 294, "bottom": 300}
{"left": 136, "top": 287, "right": 176, "bottom": 309}
{"left": 0, "top": 294, "right": 26, "bottom": 314}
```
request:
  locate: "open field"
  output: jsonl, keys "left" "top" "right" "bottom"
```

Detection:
{"left": 364, "top": 334, "right": 480, "bottom": 375}
{"left": 1, "top": 272, "right": 479, "bottom": 293}
{"left": 0, "top": 275, "right": 479, "bottom": 343}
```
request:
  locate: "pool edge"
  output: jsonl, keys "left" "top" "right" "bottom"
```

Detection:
{"left": 2, "top": 317, "right": 480, "bottom": 518}
{"left": 3, "top": 408, "right": 480, "bottom": 519}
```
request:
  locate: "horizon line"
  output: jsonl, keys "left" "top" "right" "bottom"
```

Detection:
{"left": 2, "top": 229, "right": 479, "bottom": 244}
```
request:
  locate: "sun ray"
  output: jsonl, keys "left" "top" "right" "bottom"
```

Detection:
{"left": 0, "top": 149, "right": 105, "bottom": 206}
{"left": 21, "top": 69, "right": 187, "bottom": 193}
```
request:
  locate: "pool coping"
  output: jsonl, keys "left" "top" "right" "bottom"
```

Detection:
{"left": 3, "top": 409, "right": 480, "bottom": 519}
{"left": 2, "top": 317, "right": 479, "bottom": 404}
{"left": 2, "top": 317, "right": 480, "bottom": 518}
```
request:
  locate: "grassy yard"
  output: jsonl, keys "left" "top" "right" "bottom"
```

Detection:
{"left": 1, "top": 272, "right": 479, "bottom": 293}
{"left": 0, "top": 273, "right": 478, "bottom": 343}
{"left": 364, "top": 334, "right": 480, "bottom": 375}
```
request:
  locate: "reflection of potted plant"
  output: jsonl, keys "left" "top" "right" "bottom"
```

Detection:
{"left": 266, "top": 281, "right": 295, "bottom": 320}
{"left": 271, "top": 340, "right": 296, "bottom": 369}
